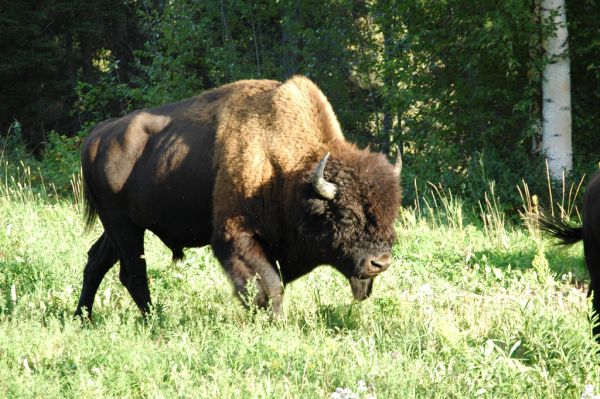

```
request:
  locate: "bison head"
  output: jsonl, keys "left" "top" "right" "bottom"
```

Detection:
{"left": 298, "top": 150, "right": 402, "bottom": 300}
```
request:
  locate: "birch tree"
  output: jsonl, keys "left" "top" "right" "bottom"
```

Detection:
{"left": 541, "top": 0, "right": 572, "bottom": 180}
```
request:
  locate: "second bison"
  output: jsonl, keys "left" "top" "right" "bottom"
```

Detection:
{"left": 75, "top": 76, "right": 402, "bottom": 318}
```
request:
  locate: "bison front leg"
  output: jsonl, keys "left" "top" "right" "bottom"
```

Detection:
{"left": 212, "top": 222, "right": 283, "bottom": 316}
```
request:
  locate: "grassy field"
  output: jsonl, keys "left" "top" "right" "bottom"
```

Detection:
{"left": 1, "top": 170, "right": 599, "bottom": 398}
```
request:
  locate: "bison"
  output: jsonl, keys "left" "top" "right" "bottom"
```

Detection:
{"left": 75, "top": 76, "right": 402, "bottom": 318}
{"left": 539, "top": 170, "right": 600, "bottom": 338}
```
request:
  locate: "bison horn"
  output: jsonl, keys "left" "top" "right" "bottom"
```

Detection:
{"left": 312, "top": 152, "right": 337, "bottom": 200}
{"left": 393, "top": 148, "right": 402, "bottom": 177}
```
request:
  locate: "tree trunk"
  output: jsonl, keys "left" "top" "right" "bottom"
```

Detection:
{"left": 541, "top": 0, "right": 572, "bottom": 180}
{"left": 529, "top": 0, "right": 543, "bottom": 155}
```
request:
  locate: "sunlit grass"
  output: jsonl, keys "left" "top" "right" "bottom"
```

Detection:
{"left": 1, "top": 163, "right": 599, "bottom": 398}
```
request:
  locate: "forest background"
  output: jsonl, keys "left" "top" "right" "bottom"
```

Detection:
{"left": 1, "top": 0, "right": 599, "bottom": 211}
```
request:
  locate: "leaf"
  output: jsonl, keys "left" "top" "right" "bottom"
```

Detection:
{"left": 508, "top": 340, "right": 521, "bottom": 357}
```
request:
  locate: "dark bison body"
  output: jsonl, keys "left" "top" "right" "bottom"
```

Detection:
{"left": 540, "top": 170, "right": 600, "bottom": 338}
{"left": 75, "top": 76, "right": 402, "bottom": 318}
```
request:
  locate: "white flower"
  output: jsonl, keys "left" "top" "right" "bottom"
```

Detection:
{"left": 10, "top": 284, "right": 16, "bottom": 303}
{"left": 584, "top": 384, "right": 595, "bottom": 393}
{"left": 332, "top": 382, "right": 374, "bottom": 399}
{"left": 417, "top": 283, "right": 433, "bottom": 297}
{"left": 330, "top": 387, "right": 357, "bottom": 399}
{"left": 581, "top": 384, "right": 600, "bottom": 399}
{"left": 331, "top": 387, "right": 345, "bottom": 399}
{"left": 22, "top": 357, "right": 31, "bottom": 374}
{"left": 357, "top": 380, "right": 368, "bottom": 392}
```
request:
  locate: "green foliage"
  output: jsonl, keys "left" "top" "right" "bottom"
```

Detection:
{"left": 70, "top": 0, "right": 598, "bottom": 211}
{"left": 569, "top": 0, "right": 600, "bottom": 172}
{"left": 380, "top": 1, "right": 543, "bottom": 205}
{"left": 75, "top": 60, "right": 146, "bottom": 123}
{"left": 0, "top": 1, "right": 144, "bottom": 147}
{"left": 0, "top": 122, "right": 28, "bottom": 164}
{"left": 37, "top": 132, "right": 83, "bottom": 195}
{"left": 1, "top": 127, "right": 82, "bottom": 197}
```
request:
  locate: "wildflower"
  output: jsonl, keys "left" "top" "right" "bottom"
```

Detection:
{"left": 331, "top": 387, "right": 356, "bottom": 399}
{"left": 581, "top": 384, "right": 600, "bottom": 399}
{"left": 417, "top": 283, "right": 433, "bottom": 297}
{"left": 22, "top": 357, "right": 31, "bottom": 374}
{"left": 330, "top": 381, "right": 373, "bottom": 399}
{"left": 357, "top": 380, "right": 368, "bottom": 392}
{"left": 582, "top": 384, "right": 594, "bottom": 397}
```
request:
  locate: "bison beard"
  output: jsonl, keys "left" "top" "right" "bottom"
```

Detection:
{"left": 74, "top": 76, "right": 402, "bottom": 319}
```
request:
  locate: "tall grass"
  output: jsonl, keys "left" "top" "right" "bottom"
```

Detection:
{"left": 1, "top": 160, "right": 599, "bottom": 398}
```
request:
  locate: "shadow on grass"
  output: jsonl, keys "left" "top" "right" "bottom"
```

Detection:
{"left": 472, "top": 243, "right": 588, "bottom": 285}
{"left": 545, "top": 245, "right": 587, "bottom": 279}
{"left": 467, "top": 334, "right": 537, "bottom": 367}
{"left": 294, "top": 302, "right": 361, "bottom": 333}
{"left": 316, "top": 304, "right": 360, "bottom": 332}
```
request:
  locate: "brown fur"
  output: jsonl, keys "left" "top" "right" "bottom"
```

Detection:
{"left": 75, "top": 76, "right": 401, "bottom": 318}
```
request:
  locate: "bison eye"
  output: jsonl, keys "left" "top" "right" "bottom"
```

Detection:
{"left": 338, "top": 209, "right": 359, "bottom": 226}
{"left": 339, "top": 217, "right": 353, "bottom": 227}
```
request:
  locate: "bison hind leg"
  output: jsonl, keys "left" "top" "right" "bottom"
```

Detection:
{"left": 75, "top": 232, "right": 119, "bottom": 319}
{"left": 111, "top": 224, "right": 152, "bottom": 315}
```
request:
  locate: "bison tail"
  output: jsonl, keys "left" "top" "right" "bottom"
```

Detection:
{"left": 538, "top": 213, "right": 583, "bottom": 245}
{"left": 82, "top": 177, "right": 98, "bottom": 233}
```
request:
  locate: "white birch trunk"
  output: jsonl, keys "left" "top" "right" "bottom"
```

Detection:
{"left": 541, "top": 0, "right": 572, "bottom": 180}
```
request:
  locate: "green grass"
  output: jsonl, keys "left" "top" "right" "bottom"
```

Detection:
{"left": 1, "top": 170, "right": 599, "bottom": 398}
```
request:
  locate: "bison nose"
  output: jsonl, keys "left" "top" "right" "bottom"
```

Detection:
{"left": 367, "top": 253, "right": 392, "bottom": 274}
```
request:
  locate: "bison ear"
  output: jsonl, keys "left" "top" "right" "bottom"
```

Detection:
{"left": 306, "top": 198, "right": 326, "bottom": 216}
